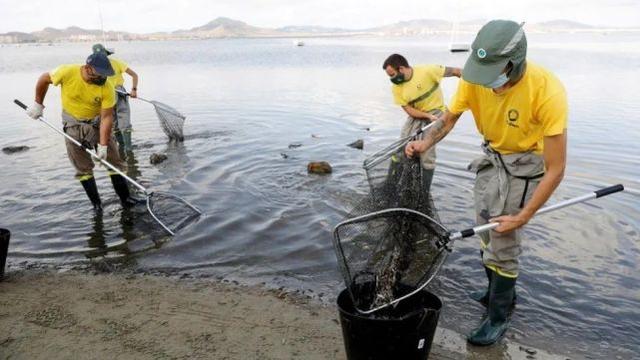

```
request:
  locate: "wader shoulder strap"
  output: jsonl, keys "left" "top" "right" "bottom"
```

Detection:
{"left": 408, "top": 82, "right": 440, "bottom": 108}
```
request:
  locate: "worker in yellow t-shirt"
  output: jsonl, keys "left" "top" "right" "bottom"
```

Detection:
{"left": 382, "top": 54, "right": 461, "bottom": 191}
{"left": 92, "top": 44, "right": 139, "bottom": 154}
{"left": 405, "top": 20, "right": 568, "bottom": 346}
{"left": 25, "top": 52, "right": 138, "bottom": 211}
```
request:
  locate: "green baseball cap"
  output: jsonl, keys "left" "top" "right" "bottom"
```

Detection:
{"left": 462, "top": 20, "right": 527, "bottom": 86}
{"left": 92, "top": 43, "right": 114, "bottom": 56}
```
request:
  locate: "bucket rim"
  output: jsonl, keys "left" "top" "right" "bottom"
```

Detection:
{"left": 337, "top": 288, "right": 442, "bottom": 321}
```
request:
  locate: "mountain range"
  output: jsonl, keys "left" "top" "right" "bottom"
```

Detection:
{"left": 0, "top": 17, "right": 634, "bottom": 44}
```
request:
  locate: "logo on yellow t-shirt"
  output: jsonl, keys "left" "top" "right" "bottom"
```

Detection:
{"left": 507, "top": 109, "right": 519, "bottom": 128}
{"left": 94, "top": 97, "right": 102, "bottom": 105}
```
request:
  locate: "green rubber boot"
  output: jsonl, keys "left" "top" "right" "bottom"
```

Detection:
{"left": 467, "top": 271, "right": 516, "bottom": 346}
{"left": 469, "top": 264, "right": 492, "bottom": 307}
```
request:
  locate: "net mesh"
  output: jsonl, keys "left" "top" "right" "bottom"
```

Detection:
{"left": 147, "top": 192, "right": 201, "bottom": 234}
{"left": 334, "top": 147, "right": 450, "bottom": 314}
{"left": 151, "top": 101, "right": 186, "bottom": 142}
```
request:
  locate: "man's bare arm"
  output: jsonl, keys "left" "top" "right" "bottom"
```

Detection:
{"left": 125, "top": 68, "right": 138, "bottom": 97}
{"left": 99, "top": 107, "right": 114, "bottom": 146}
{"left": 35, "top": 73, "right": 52, "bottom": 104}
{"left": 401, "top": 105, "right": 437, "bottom": 121}
{"left": 405, "top": 110, "right": 462, "bottom": 157}
{"left": 444, "top": 67, "right": 462, "bottom": 78}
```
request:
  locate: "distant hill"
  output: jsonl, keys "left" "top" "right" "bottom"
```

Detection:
{"left": 173, "top": 17, "right": 277, "bottom": 38}
{"left": 0, "top": 17, "right": 635, "bottom": 44}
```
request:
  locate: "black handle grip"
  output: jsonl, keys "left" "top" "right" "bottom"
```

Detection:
{"left": 14, "top": 99, "right": 27, "bottom": 110}
{"left": 594, "top": 184, "right": 624, "bottom": 198}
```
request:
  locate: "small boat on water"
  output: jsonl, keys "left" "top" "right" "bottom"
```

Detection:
{"left": 293, "top": 40, "right": 305, "bottom": 47}
{"left": 449, "top": 43, "right": 470, "bottom": 52}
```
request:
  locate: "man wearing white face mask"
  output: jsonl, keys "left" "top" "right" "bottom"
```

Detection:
{"left": 405, "top": 20, "right": 568, "bottom": 346}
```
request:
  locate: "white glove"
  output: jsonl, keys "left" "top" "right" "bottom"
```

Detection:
{"left": 94, "top": 144, "right": 108, "bottom": 164}
{"left": 27, "top": 102, "right": 44, "bottom": 120}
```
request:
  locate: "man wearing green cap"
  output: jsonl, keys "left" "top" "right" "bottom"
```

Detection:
{"left": 405, "top": 20, "right": 568, "bottom": 345}
{"left": 92, "top": 43, "right": 139, "bottom": 154}
{"left": 382, "top": 53, "right": 461, "bottom": 191}
{"left": 26, "top": 52, "right": 138, "bottom": 211}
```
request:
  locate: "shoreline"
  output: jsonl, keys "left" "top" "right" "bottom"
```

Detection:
{"left": 0, "top": 268, "right": 568, "bottom": 359}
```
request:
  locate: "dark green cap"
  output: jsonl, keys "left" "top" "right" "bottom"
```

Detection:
{"left": 462, "top": 20, "right": 527, "bottom": 86}
{"left": 92, "top": 43, "right": 114, "bottom": 56}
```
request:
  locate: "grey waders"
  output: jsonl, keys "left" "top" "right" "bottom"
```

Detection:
{"left": 467, "top": 270, "right": 516, "bottom": 346}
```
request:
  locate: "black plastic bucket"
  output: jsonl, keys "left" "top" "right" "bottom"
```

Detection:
{"left": 337, "top": 287, "right": 442, "bottom": 360}
{"left": 0, "top": 228, "right": 10, "bottom": 280}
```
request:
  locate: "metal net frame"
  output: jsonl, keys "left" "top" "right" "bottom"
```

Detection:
{"left": 151, "top": 100, "right": 185, "bottom": 142}
{"left": 333, "top": 148, "right": 450, "bottom": 315}
{"left": 146, "top": 191, "right": 202, "bottom": 236}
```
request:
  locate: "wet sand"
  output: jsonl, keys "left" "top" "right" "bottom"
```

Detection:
{"left": 0, "top": 269, "right": 566, "bottom": 359}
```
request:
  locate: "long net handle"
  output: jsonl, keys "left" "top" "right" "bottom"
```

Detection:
{"left": 115, "top": 89, "right": 153, "bottom": 105}
{"left": 449, "top": 184, "right": 625, "bottom": 240}
{"left": 14, "top": 99, "right": 148, "bottom": 193}
{"left": 363, "top": 121, "right": 437, "bottom": 170}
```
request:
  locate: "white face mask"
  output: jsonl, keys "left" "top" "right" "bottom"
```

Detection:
{"left": 484, "top": 72, "right": 509, "bottom": 89}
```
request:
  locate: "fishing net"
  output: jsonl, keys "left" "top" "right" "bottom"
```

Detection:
{"left": 333, "top": 146, "right": 450, "bottom": 315}
{"left": 151, "top": 101, "right": 185, "bottom": 142}
{"left": 146, "top": 192, "right": 201, "bottom": 235}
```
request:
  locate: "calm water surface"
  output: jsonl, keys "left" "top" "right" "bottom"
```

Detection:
{"left": 0, "top": 34, "right": 639, "bottom": 358}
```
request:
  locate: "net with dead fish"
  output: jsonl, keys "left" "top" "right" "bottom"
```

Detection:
{"left": 334, "top": 149, "right": 450, "bottom": 315}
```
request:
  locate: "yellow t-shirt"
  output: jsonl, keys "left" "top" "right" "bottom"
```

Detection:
{"left": 108, "top": 58, "right": 128, "bottom": 87}
{"left": 392, "top": 64, "right": 446, "bottom": 112}
{"left": 49, "top": 64, "right": 116, "bottom": 120}
{"left": 449, "top": 62, "right": 567, "bottom": 155}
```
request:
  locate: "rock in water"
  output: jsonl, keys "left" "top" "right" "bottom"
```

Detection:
{"left": 288, "top": 143, "right": 303, "bottom": 149}
{"left": 307, "top": 161, "right": 332, "bottom": 174}
{"left": 150, "top": 153, "right": 168, "bottom": 165}
{"left": 347, "top": 139, "right": 364, "bottom": 150}
{"left": 2, "top": 146, "right": 30, "bottom": 154}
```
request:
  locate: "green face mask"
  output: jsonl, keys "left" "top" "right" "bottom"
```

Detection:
{"left": 390, "top": 73, "right": 406, "bottom": 85}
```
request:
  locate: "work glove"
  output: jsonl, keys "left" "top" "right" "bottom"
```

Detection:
{"left": 27, "top": 102, "right": 44, "bottom": 120}
{"left": 93, "top": 144, "right": 108, "bottom": 165}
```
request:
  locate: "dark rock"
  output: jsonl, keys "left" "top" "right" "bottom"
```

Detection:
{"left": 362, "top": 127, "right": 370, "bottom": 131}
{"left": 307, "top": 161, "right": 332, "bottom": 174}
{"left": 280, "top": 153, "right": 289, "bottom": 159}
{"left": 2, "top": 146, "right": 30, "bottom": 154}
{"left": 288, "top": 143, "right": 302, "bottom": 149}
{"left": 347, "top": 139, "right": 364, "bottom": 150}
{"left": 149, "top": 153, "right": 168, "bottom": 165}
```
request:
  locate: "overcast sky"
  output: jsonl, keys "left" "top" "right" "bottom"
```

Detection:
{"left": 1, "top": 0, "right": 638, "bottom": 33}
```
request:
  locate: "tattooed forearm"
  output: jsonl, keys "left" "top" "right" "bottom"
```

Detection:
{"left": 420, "top": 111, "right": 461, "bottom": 150}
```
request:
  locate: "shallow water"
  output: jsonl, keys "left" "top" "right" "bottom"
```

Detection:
{"left": 0, "top": 34, "right": 639, "bottom": 358}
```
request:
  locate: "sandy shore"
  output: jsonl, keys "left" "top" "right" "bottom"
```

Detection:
{"left": 0, "top": 269, "right": 567, "bottom": 359}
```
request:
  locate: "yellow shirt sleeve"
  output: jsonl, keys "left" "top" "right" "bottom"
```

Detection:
{"left": 537, "top": 91, "right": 568, "bottom": 136}
{"left": 101, "top": 80, "right": 116, "bottom": 109}
{"left": 448, "top": 79, "right": 471, "bottom": 115}
{"left": 392, "top": 85, "right": 407, "bottom": 106}
{"left": 49, "top": 65, "right": 71, "bottom": 86}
